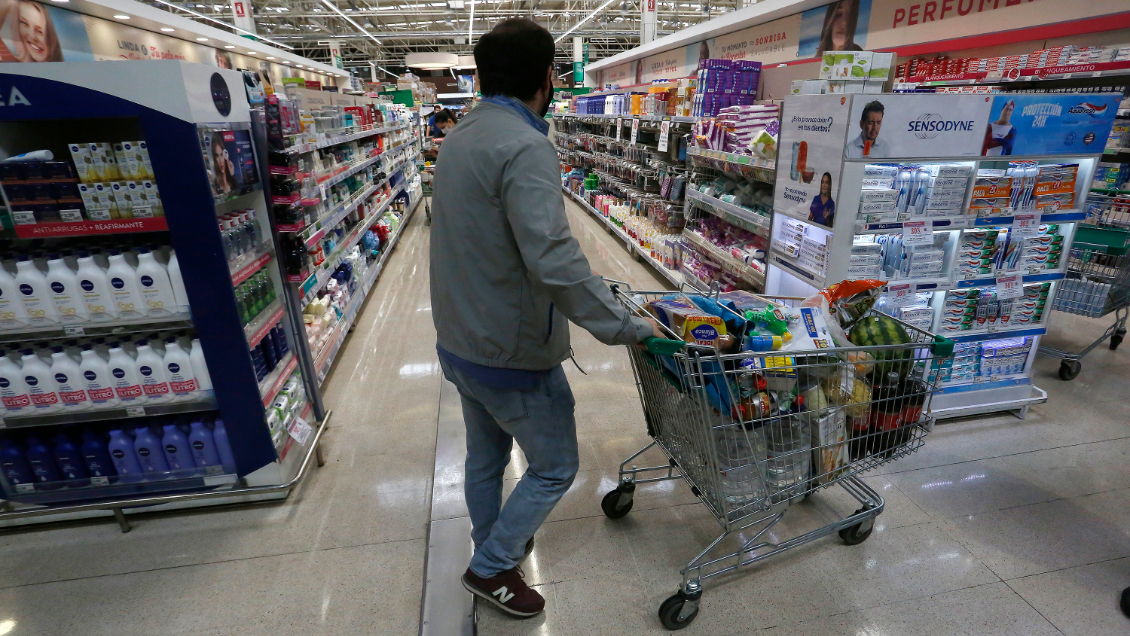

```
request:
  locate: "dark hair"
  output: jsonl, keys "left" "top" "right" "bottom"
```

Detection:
{"left": 434, "top": 109, "right": 457, "bottom": 125}
{"left": 860, "top": 100, "right": 884, "bottom": 123}
{"left": 474, "top": 18, "right": 554, "bottom": 100}
{"left": 817, "top": 0, "right": 862, "bottom": 56}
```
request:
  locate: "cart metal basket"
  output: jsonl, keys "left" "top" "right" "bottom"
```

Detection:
{"left": 602, "top": 281, "right": 953, "bottom": 630}
{"left": 1038, "top": 238, "right": 1130, "bottom": 380}
{"left": 419, "top": 165, "right": 434, "bottom": 226}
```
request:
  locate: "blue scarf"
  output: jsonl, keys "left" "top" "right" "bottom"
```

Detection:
{"left": 481, "top": 95, "right": 549, "bottom": 136}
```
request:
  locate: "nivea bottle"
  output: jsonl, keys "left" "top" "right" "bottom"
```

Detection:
{"left": 188, "top": 420, "right": 221, "bottom": 469}
{"left": 81, "top": 430, "right": 117, "bottom": 478}
{"left": 24, "top": 436, "right": 61, "bottom": 483}
{"left": 161, "top": 423, "right": 195, "bottom": 471}
{"left": 132, "top": 426, "right": 170, "bottom": 474}
{"left": 107, "top": 429, "right": 144, "bottom": 481}
{"left": 212, "top": 420, "right": 237, "bottom": 474}
{"left": 52, "top": 433, "right": 89, "bottom": 482}
{"left": 0, "top": 438, "right": 34, "bottom": 486}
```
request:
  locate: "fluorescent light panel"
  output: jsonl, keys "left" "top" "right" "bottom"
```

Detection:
{"left": 149, "top": 0, "right": 294, "bottom": 49}
{"left": 319, "top": 0, "right": 383, "bottom": 46}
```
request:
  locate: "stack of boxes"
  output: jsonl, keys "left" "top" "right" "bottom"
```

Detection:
{"left": 877, "top": 232, "right": 948, "bottom": 280}
{"left": 69, "top": 141, "right": 163, "bottom": 222}
{"left": 847, "top": 242, "right": 882, "bottom": 278}
{"left": 792, "top": 51, "right": 893, "bottom": 95}
{"left": 955, "top": 230, "right": 995, "bottom": 278}
{"left": 1092, "top": 162, "right": 1129, "bottom": 191}
{"left": 775, "top": 217, "right": 828, "bottom": 275}
{"left": 939, "top": 283, "right": 1050, "bottom": 333}
{"left": 979, "top": 337, "right": 1034, "bottom": 380}
{"left": 857, "top": 163, "right": 973, "bottom": 224}
{"left": 896, "top": 44, "right": 1130, "bottom": 81}
{"left": 0, "top": 159, "right": 84, "bottom": 226}
{"left": 693, "top": 59, "right": 761, "bottom": 118}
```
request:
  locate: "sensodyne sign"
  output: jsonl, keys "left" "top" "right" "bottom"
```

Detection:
{"left": 845, "top": 94, "right": 993, "bottom": 159}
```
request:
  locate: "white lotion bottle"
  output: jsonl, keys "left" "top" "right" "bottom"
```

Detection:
{"left": 163, "top": 336, "right": 197, "bottom": 399}
{"left": 75, "top": 251, "right": 117, "bottom": 321}
{"left": 0, "top": 261, "right": 28, "bottom": 329}
{"left": 190, "top": 338, "right": 212, "bottom": 392}
{"left": 50, "top": 346, "right": 91, "bottom": 411}
{"left": 19, "top": 349, "right": 63, "bottom": 413}
{"left": 14, "top": 255, "right": 58, "bottom": 325}
{"left": 45, "top": 253, "right": 88, "bottom": 324}
{"left": 79, "top": 343, "right": 120, "bottom": 408}
{"left": 166, "top": 249, "right": 191, "bottom": 315}
{"left": 135, "top": 248, "right": 177, "bottom": 317}
{"left": 134, "top": 340, "right": 171, "bottom": 403}
{"left": 106, "top": 342, "right": 147, "bottom": 405}
{"left": 0, "top": 350, "right": 31, "bottom": 415}
{"left": 106, "top": 250, "right": 147, "bottom": 319}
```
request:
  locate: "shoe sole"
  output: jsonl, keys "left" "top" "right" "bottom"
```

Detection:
{"left": 461, "top": 575, "right": 543, "bottom": 618}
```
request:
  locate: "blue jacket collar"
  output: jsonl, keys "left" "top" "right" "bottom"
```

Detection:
{"left": 482, "top": 95, "right": 549, "bottom": 136}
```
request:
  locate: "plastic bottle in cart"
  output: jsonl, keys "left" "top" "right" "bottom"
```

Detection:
{"left": 0, "top": 350, "right": 32, "bottom": 415}
{"left": 190, "top": 339, "right": 212, "bottom": 391}
{"left": 79, "top": 343, "right": 120, "bottom": 408}
{"left": 50, "top": 346, "right": 91, "bottom": 411}
{"left": 20, "top": 349, "right": 63, "bottom": 413}
{"left": 75, "top": 252, "right": 117, "bottom": 321}
{"left": 166, "top": 249, "right": 190, "bottom": 314}
{"left": 45, "top": 253, "right": 88, "bottom": 323}
{"left": 763, "top": 406, "right": 811, "bottom": 501}
{"left": 14, "top": 255, "right": 57, "bottom": 325}
{"left": 715, "top": 414, "right": 768, "bottom": 510}
{"left": 106, "top": 251, "right": 147, "bottom": 319}
{"left": 0, "top": 260, "right": 29, "bottom": 329}
{"left": 106, "top": 342, "right": 147, "bottom": 405}
{"left": 135, "top": 340, "right": 172, "bottom": 403}
{"left": 163, "top": 337, "right": 197, "bottom": 398}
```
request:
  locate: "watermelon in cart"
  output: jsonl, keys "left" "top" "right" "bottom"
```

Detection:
{"left": 847, "top": 314, "right": 914, "bottom": 379}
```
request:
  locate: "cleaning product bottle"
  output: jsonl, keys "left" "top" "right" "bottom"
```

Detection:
{"left": 51, "top": 433, "right": 90, "bottom": 482}
{"left": 14, "top": 255, "right": 57, "bottom": 325}
{"left": 135, "top": 248, "right": 177, "bottom": 317}
{"left": 107, "top": 429, "right": 144, "bottom": 481}
{"left": 24, "top": 436, "right": 61, "bottom": 483}
{"left": 50, "top": 345, "right": 90, "bottom": 411}
{"left": 188, "top": 419, "right": 221, "bottom": 469}
{"left": 166, "top": 249, "right": 190, "bottom": 315}
{"left": 0, "top": 349, "right": 31, "bottom": 415}
{"left": 20, "top": 349, "right": 62, "bottom": 413}
{"left": 134, "top": 340, "right": 171, "bottom": 403}
{"left": 162, "top": 336, "right": 197, "bottom": 398}
{"left": 132, "top": 425, "right": 169, "bottom": 474}
{"left": 81, "top": 430, "right": 116, "bottom": 478}
{"left": 190, "top": 338, "right": 212, "bottom": 392}
{"left": 161, "top": 423, "right": 195, "bottom": 471}
{"left": 106, "top": 342, "right": 147, "bottom": 404}
{"left": 0, "top": 438, "right": 34, "bottom": 486}
{"left": 45, "top": 253, "right": 88, "bottom": 323}
{"left": 79, "top": 343, "right": 120, "bottom": 408}
{"left": 75, "top": 251, "right": 117, "bottom": 321}
{"left": 0, "top": 260, "right": 29, "bottom": 329}
{"left": 212, "top": 419, "right": 237, "bottom": 473}
{"left": 106, "top": 250, "right": 147, "bottom": 319}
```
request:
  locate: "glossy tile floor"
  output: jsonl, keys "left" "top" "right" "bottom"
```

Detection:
{"left": 0, "top": 196, "right": 1127, "bottom": 636}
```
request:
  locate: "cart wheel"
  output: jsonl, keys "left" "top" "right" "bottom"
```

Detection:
{"left": 658, "top": 592, "right": 699, "bottom": 630}
{"left": 600, "top": 488, "right": 634, "bottom": 519}
{"left": 1058, "top": 360, "right": 1081, "bottom": 381}
{"left": 839, "top": 508, "right": 874, "bottom": 546}
{"left": 1110, "top": 335, "right": 1123, "bottom": 351}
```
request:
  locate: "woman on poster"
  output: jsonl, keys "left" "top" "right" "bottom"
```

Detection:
{"left": 0, "top": 0, "right": 64, "bottom": 62}
{"left": 817, "top": 0, "right": 863, "bottom": 56}
{"left": 808, "top": 172, "right": 836, "bottom": 228}
{"left": 210, "top": 135, "right": 239, "bottom": 196}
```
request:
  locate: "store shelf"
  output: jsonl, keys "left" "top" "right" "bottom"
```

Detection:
{"left": 316, "top": 140, "right": 412, "bottom": 191}
{"left": 880, "top": 270, "right": 1065, "bottom": 292}
{"left": 686, "top": 189, "right": 772, "bottom": 237}
{"left": 905, "top": 60, "right": 1130, "bottom": 86}
{"left": 6, "top": 465, "right": 238, "bottom": 506}
{"left": 244, "top": 299, "right": 285, "bottom": 347}
{"left": 682, "top": 228, "right": 767, "bottom": 289}
{"left": 0, "top": 393, "right": 219, "bottom": 430}
{"left": 940, "top": 324, "right": 1047, "bottom": 343}
{"left": 260, "top": 351, "right": 298, "bottom": 407}
{"left": 299, "top": 184, "right": 405, "bottom": 306}
{"left": 231, "top": 250, "right": 272, "bottom": 286}
{"left": 770, "top": 251, "right": 827, "bottom": 288}
{"left": 554, "top": 113, "right": 697, "bottom": 123}
{"left": 299, "top": 151, "right": 418, "bottom": 246}
{"left": 688, "top": 147, "right": 777, "bottom": 183}
{"left": 1091, "top": 187, "right": 1130, "bottom": 196}
{"left": 285, "top": 122, "right": 409, "bottom": 155}
{"left": 854, "top": 209, "right": 1087, "bottom": 234}
{"left": 12, "top": 217, "right": 168, "bottom": 239}
{"left": 0, "top": 313, "right": 194, "bottom": 345}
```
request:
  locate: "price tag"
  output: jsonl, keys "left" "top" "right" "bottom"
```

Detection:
{"left": 902, "top": 220, "right": 933, "bottom": 245}
{"left": 91, "top": 476, "right": 109, "bottom": 487}
{"left": 60, "top": 209, "right": 83, "bottom": 222}
{"left": 64, "top": 325, "right": 85, "bottom": 336}
{"left": 125, "top": 405, "right": 145, "bottom": 417}
{"left": 131, "top": 206, "right": 153, "bottom": 219}
{"left": 1012, "top": 213, "right": 1041, "bottom": 239}
{"left": 886, "top": 282, "right": 915, "bottom": 307}
{"left": 288, "top": 416, "right": 314, "bottom": 445}
{"left": 1093, "top": 71, "right": 1103, "bottom": 78}
{"left": 15, "top": 483, "right": 34, "bottom": 494}
{"left": 657, "top": 118, "right": 671, "bottom": 152}
{"left": 996, "top": 274, "right": 1023, "bottom": 300}
{"left": 630, "top": 116, "right": 640, "bottom": 145}
{"left": 615, "top": 117, "right": 622, "bottom": 141}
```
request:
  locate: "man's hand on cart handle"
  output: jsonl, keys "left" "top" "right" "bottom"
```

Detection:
{"left": 636, "top": 317, "right": 665, "bottom": 349}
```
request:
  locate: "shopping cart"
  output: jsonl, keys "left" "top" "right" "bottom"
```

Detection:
{"left": 1038, "top": 233, "right": 1130, "bottom": 380}
{"left": 419, "top": 165, "right": 434, "bottom": 226}
{"left": 601, "top": 281, "right": 953, "bottom": 630}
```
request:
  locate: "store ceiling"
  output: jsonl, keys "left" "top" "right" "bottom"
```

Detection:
{"left": 140, "top": 0, "right": 757, "bottom": 77}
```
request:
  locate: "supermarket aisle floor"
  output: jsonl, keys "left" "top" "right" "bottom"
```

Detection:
{"left": 475, "top": 198, "right": 1130, "bottom": 636}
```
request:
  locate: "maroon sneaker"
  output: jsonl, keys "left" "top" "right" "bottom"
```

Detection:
{"left": 462, "top": 566, "right": 545, "bottom": 618}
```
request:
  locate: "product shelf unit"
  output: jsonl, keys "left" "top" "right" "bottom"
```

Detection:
{"left": 765, "top": 92, "right": 1122, "bottom": 421}
{"left": 0, "top": 62, "right": 322, "bottom": 529}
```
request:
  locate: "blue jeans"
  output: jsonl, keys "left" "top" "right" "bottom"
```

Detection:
{"left": 439, "top": 358, "right": 579, "bottom": 578}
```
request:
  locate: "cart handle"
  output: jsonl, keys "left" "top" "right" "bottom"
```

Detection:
{"left": 931, "top": 335, "right": 955, "bottom": 358}
{"left": 642, "top": 336, "right": 688, "bottom": 356}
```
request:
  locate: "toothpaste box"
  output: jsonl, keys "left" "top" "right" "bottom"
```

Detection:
{"left": 860, "top": 188, "right": 899, "bottom": 203}
{"left": 1034, "top": 175, "right": 1075, "bottom": 196}
{"left": 923, "top": 197, "right": 963, "bottom": 211}
{"left": 849, "top": 253, "right": 882, "bottom": 266}
{"left": 846, "top": 264, "right": 882, "bottom": 277}
{"left": 1034, "top": 193, "right": 1074, "bottom": 212}
{"left": 931, "top": 176, "right": 969, "bottom": 189}
{"left": 972, "top": 177, "right": 1013, "bottom": 198}
{"left": 926, "top": 186, "right": 967, "bottom": 201}
{"left": 863, "top": 164, "right": 899, "bottom": 178}
{"left": 971, "top": 198, "right": 1011, "bottom": 216}
{"left": 935, "top": 164, "right": 973, "bottom": 178}
{"left": 851, "top": 243, "right": 882, "bottom": 254}
{"left": 859, "top": 200, "right": 900, "bottom": 215}
{"left": 862, "top": 177, "right": 895, "bottom": 189}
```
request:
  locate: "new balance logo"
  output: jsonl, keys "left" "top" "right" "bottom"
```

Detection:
{"left": 492, "top": 586, "right": 515, "bottom": 603}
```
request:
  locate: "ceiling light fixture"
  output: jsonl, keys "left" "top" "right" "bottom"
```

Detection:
{"left": 161, "top": 27, "right": 175, "bottom": 31}
{"left": 266, "top": 56, "right": 275, "bottom": 59}
{"left": 197, "top": 37, "right": 209, "bottom": 41}
{"left": 553, "top": 0, "right": 616, "bottom": 43}
{"left": 224, "top": 45, "right": 235, "bottom": 48}
{"left": 319, "top": 0, "right": 383, "bottom": 46}
{"left": 113, "top": 14, "right": 129, "bottom": 19}
{"left": 247, "top": 51, "right": 258, "bottom": 54}
{"left": 148, "top": 0, "right": 294, "bottom": 49}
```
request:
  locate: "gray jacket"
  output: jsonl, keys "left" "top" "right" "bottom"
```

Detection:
{"left": 429, "top": 101, "right": 652, "bottom": 371}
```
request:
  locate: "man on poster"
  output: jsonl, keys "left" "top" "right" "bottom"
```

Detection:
{"left": 845, "top": 100, "right": 887, "bottom": 158}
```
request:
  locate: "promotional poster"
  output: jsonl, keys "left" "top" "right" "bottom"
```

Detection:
{"left": 797, "top": 0, "right": 873, "bottom": 59}
{"left": 844, "top": 93, "right": 993, "bottom": 159}
{"left": 199, "top": 128, "right": 258, "bottom": 200}
{"left": 981, "top": 94, "right": 1122, "bottom": 157}
{"left": 774, "top": 94, "right": 852, "bottom": 230}
{"left": 0, "top": 0, "right": 93, "bottom": 63}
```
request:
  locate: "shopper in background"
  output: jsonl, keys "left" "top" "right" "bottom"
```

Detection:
{"left": 429, "top": 108, "right": 458, "bottom": 138}
{"left": 429, "top": 18, "right": 662, "bottom": 620}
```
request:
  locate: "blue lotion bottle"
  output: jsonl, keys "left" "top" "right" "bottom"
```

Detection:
{"left": 133, "top": 426, "right": 170, "bottom": 474}
{"left": 52, "top": 433, "right": 90, "bottom": 482}
{"left": 0, "top": 438, "right": 34, "bottom": 486}
{"left": 107, "top": 429, "right": 143, "bottom": 481}
{"left": 188, "top": 420, "right": 221, "bottom": 469}
{"left": 212, "top": 420, "right": 237, "bottom": 474}
{"left": 24, "top": 436, "right": 61, "bottom": 483}
{"left": 161, "top": 423, "right": 195, "bottom": 471}
{"left": 81, "top": 430, "right": 117, "bottom": 478}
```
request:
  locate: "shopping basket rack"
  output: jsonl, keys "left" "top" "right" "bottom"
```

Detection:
{"left": 602, "top": 281, "right": 953, "bottom": 630}
{"left": 1038, "top": 233, "right": 1130, "bottom": 380}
